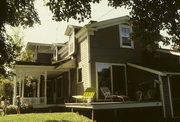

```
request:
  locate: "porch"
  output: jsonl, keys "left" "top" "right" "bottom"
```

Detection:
{"left": 64, "top": 101, "right": 162, "bottom": 120}
{"left": 13, "top": 62, "right": 70, "bottom": 105}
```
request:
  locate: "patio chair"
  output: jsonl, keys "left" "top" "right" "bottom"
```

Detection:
{"left": 72, "top": 87, "right": 96, "bottom": 103}
{"left": 100, "top": 86, "right": 128, "bottom": 102}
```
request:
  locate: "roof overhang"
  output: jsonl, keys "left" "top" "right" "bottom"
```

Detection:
{"left": 127, "top": 63, "right": 180, "bottom": 76}
{"left": 75, "top": 15, "right": 130, "bottom": 40}
{"left": 56, "top": 58, "right": 76, "bottom": 69}
{"left": 65, "top": 25, "right": 82, "bottom": 36}
{"left": 156, "top": 49, "right": 180, "bottom": 56}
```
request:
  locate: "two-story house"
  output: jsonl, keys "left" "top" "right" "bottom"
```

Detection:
{"left": 13, "top": 16, "right": 180, "bottom": 119}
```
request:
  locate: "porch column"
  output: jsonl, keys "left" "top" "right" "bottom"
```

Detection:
{"left": 22, "top": 79, "right": 24, "bottom": 98}
{"left": 68, "top": 70, "right": 71, "bottom": 97}
{"left": 37, "top": 76, "right": 40, "bottom": 104}
{"left": 13, "top": 75, "right": 17, "bottom": 105}
{"left": 19, "top": 81, "right": 21, "bottom": 97}
{"left": 44, "top": 71, "right": 47, "bottom": 104}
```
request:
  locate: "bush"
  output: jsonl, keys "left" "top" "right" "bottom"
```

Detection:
{"left": 6, "top": 104, "right": 34, "bottom": 114}
{"left": 0, "top": 77, "right": 13, "bottom": 103}
{"left": 7, "top": 105, "right": 17, "bottom": 114}
{"left": 21, "top": 104, "right": 33, "bottom": 113}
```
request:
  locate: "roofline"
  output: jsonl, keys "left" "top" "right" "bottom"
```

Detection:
{"left": 75, "top": 15, "right": 130, "bottom": 39}
{"left": 156, "top": 49, "right": 180, "bottom": 56}
{"left": 86, "top": 15, "right": 130, "bottom": 29}
{"left": 65, "top": 25, "right": 82, "bottom": 36}
{"left": 27, "top": 42, "right": 52, "bottom": 47}
{"left": 127, "top": 63, "right": 167, "bottom": 76}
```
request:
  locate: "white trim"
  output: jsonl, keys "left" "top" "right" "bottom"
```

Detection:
{"left": 44, "top": 71, "right": 47, "bottom": 104}
{"left": 87, "top": 35, "right": 92, "bottom": 87}
{"left": 158, "top": 75, "right": 166, "bottom": 118}
{"left": 65, "top": 102, "right": 162, "bottom": 110}
{"left": 127, "top": 63, "right": 167, "bottom": 76}
{"left": 13, "top": 75, "right": 17, "bottom": 105}
{"left": 119, "top": 25, "right": 134, "bottom": 49}
{"left": 68, "top": 29, "right": 75, "bottom": 56}
{"left": 77, "top": 67, "right": 83, "bottom": 84}
{"left": 86, "top": 15, "right": 130, "bottom": 29}
{"left": 14, "top": 65, "right": 56, "bottom": 70}
{"left": 168, "top": 76, "right": 174, "bottom": 118}
{"left": 37, "top": 76, "right": 40, "bottom": 103}
{"left": 22, "top": 79, "right": 24, "bottom": 98}
{"left": 95, "top": 62, "right": 126, "bottom": 100}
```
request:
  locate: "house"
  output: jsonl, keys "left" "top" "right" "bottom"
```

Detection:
{"left": 13, "top": 16, "right": 180, "bottom": 119}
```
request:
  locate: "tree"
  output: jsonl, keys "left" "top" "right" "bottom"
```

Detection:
{"left": 0, "top": 0, "right": 40, "bottom": 76}
{"left": 45, "top": 0, "right": 180, "bottom": 51}
{"left": 0, "top": 0, "right": 179, "bottom": 76}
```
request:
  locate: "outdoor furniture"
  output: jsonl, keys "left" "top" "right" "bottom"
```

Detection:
{"left": 72, "top": 87, "right": 96, "bottom": 103}
{"left": 100, "top": 86, "right": 128, "bottom": 102}
{"left": 136, "top": 90, "right": 143, "bottom": 102}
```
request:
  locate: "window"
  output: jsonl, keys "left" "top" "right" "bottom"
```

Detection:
{"left": 77, "top": 68, "right": 82, "bottom": 83}
{"left": 96, "top": 63, "right": 126, "bottom": 99}
{"left": 68, "top": 31, "right": 75, "bottom": 55}
{"left": 119, "top": 25, "right": 134, "bottom": 48}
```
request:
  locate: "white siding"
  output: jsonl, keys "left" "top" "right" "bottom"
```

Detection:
{"left": 78, "top": 38, "right": 90, "bottom": 90}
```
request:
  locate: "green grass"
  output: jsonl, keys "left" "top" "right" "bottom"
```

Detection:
{"left": 0, "top": 112, "right": 93, "bottom": 122}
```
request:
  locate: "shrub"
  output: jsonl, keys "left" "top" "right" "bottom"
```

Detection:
{"left": 7, "top": 105, "right": 17, "bottom": 114}
{"left": 0, "top": 77, "right": 13, "bottom": 103}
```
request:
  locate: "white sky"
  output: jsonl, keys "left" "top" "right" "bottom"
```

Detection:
{"left": 22, "top": 0, "right": 130, "bottom": 44}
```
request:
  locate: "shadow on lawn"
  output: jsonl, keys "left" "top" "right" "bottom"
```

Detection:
{"left": 46, "top": 120, "right": 71, "bottom": 122}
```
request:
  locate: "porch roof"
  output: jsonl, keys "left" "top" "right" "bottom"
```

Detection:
{"left": 127, "top": 63, "right": 180, "bottom": 76}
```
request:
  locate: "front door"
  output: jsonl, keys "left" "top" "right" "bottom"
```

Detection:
{"left": 47, "top": 78, "right": 63, "bottom": 104}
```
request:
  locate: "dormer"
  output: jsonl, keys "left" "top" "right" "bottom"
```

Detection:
{"left": 65, "top": 25, "right": 82, "bottom": 56}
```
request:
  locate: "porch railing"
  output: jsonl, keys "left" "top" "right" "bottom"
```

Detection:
{"left": 21, "top": 97, "right": 46, "bottom": 105}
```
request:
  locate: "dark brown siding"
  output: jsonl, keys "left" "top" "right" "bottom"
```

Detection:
{"left": 36, "top": 53, "right": 53, "bottom": 63}
{"left": 90, "top": 25, "right": 143, "bottom": 64}
{"left": 62, "top": 72, "right": 69, "bottom": 98}
{"left": 70, "top": 68, "right": 77, "bottom": 95}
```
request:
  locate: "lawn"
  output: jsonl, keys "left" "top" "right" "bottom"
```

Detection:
{"left": 0, "top": 112, "right": 93, "bottom": 122}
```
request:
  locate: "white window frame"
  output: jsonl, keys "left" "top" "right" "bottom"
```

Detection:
{"left": 95, "top": 62, "right": 127, "bottom": 100}
{"left": 68, "top": 30, "right": 75, "bottom": 56}
{"left": 77, "top": 67, "right": 83, "bottom": 84}
{"left": 119, "top": 25, "right": 134, "bottom": 49}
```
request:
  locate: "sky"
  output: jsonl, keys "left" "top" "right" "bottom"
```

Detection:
{"left": 22, "top": 0, "right": 130, "bottom": 44}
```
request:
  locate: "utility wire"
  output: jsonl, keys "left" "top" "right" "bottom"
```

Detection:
{"left": 96, "top": 8, "right": 115, "bottom": 20}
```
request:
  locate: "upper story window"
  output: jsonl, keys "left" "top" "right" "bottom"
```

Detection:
{"left": 119, "top": 25, "right": 134, "bottom": 48}
{"left": 68, "top": 31, "right": 75, "bottom": 56}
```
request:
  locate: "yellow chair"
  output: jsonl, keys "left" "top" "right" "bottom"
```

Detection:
{"left": 72, "top": 87, "right": 96, "bottom": 103}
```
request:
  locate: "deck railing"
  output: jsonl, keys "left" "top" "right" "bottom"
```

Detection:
{"left": 21, "top": 97, "right": 46, "bottom": 105}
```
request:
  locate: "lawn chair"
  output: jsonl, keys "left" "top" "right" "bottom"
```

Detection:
{"left": 100, "top": 86, "right": 128, "bottom": 102}
{"left": 72, "top": 87, "right": 96, "bottom": 103}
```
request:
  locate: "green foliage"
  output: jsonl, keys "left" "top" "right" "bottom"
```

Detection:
{"left": 0, "top": 77, "right": 13, "bottom": 103}
{"left": 45, "top": 0, "right": 180, "bottom": 50}
{"left": 19, "top": 50, "right": 34, "bottom": 62}
{"left": 7, "top": 105, "right": 17, "bottom": 114}
{"left": 0, "top": 0, "right": 39, "bottom": 77}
